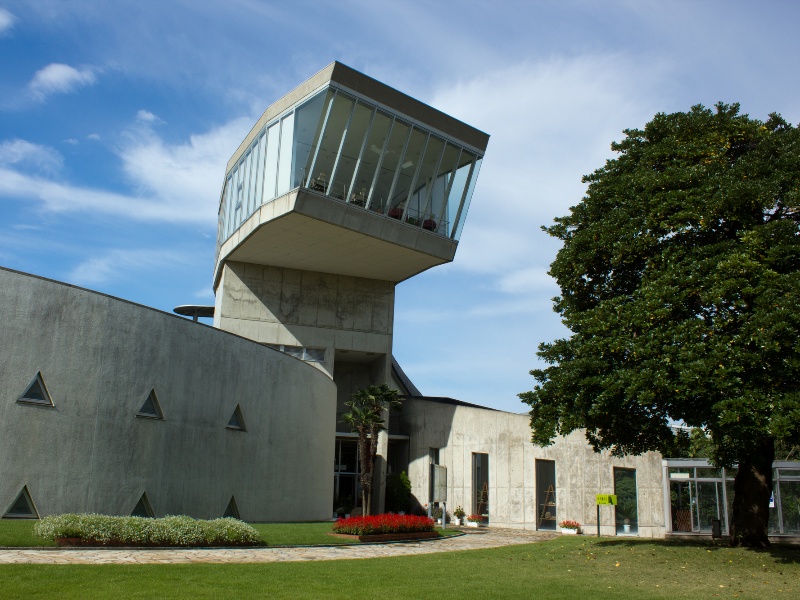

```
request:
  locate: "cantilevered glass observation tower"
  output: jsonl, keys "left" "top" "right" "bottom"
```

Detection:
{"left": 213, "top": 62, "right": 488, "bottom": 513}
{"left": 213, "top": 62, "right": 487, "bottom": 288}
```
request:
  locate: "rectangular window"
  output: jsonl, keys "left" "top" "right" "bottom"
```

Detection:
{"left": 536, "top": 459, "right": 556, "bottom": 530}
{"left": 614, "top": 467, "right": 638, "bottom": 535}
{"left": 473, "top": 453, "right": 489, "bottom": 518}
{"left": 277, "top": 114, "right": 294, "bottom": 197}
{"left": 263, "top": 122, "right": 280, "bottom": 202}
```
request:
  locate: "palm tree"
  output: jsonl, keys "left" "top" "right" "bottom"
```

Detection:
{"left": 341, "top": 384, "right": 401, "bottom": 515}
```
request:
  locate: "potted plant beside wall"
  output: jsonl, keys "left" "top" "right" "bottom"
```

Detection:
{"left": 453, "top": 505, "right": 465, "bottom": 526}
{"left": 559, "top": 520, "right": 581, "bottom": 535}
{"left": 466, "top": 514, "right": 487, "bottom": 528}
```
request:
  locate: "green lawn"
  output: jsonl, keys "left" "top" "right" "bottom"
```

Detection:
{"left": 2, "top": 536, "right": 798, "bottom": 599}
{"left": 0, "top": 519, "right": 459, "bottom": 548}
{"left": 0, "top": 520, "right": 56, "bottom": 547}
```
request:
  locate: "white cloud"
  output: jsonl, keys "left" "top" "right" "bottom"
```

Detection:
{"left": 67, "top": 248, "right": 192, "bottom": 286}
{"left": 136, "top": 109, "right": 163, "bottom": 124}
{"left": 28, "top": 63, "right": 97, "bottom": 101}
{"left": 0, "top": 8, "right": 15, "bottom": 35}
{"left": 429, "top": 55, "right": 664, "bottom": 296}
{"left": 0, "top": 139, "right": 63, "bottom": 174}
{"left": 117, "top": 115, "right": 253, "bottom": 220}
{"left": 0, "top": 116, "right": 252, "bottom": 224}
{"left": 87, "top": 133, "right": 101, "bottom": 141}
{"left": 64, "top": 138, "right": 79, "bottom": 145}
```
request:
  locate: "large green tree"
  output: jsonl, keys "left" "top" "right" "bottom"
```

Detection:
{"left": 342, "top": 384, "right": 400, "bottom": 515}
{"left": 520, "top": 103, "right": 800, "bottom": 547}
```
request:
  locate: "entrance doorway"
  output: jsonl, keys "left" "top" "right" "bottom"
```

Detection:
{"left": 472, "top": 453, "right": 489, "bottom": 518}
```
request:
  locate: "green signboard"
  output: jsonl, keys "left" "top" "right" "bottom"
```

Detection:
{"left": 596, "top": 494, "right": 617, "bottom": 505}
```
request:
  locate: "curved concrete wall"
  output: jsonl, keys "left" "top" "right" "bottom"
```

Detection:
{"left": 0, "top": 267, "right": 336, "bottom": 521}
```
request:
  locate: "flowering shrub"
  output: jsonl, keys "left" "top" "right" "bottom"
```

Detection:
{"left": 453, "top": 505, "right": 465, "bottom": 518}
{"left": 558, "top": 520, "right": 580, "bottom": 530}
{"left": 34, "top": 514, "right": 261, "bottom": 546}
{"left": 332, "top": 513, "right": 435, "bottom": 535}
{"left": 467, "top": 514, "right": 488, "bottom": 523}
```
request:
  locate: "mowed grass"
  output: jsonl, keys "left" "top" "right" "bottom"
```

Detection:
{"left": 2, "top": 536, "right": 798, "bottom": 599}
{"left": 0, "top": 519, "right": 459, "bottom": 548}
{"left": 0, "top": 520, "right": 55, "bottom": 547}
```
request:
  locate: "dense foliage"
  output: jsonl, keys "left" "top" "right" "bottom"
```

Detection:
{"left": 384, "top": 470, "right": 412, "bottom": 513}
{"left": 34, "top": 514, "right": 261, "bottom": 546}
{"left": 521, "top": 103, "right": 800, "bottom": 546}
{"left": 332, "top": 514, "right": 434, "bottom": 535}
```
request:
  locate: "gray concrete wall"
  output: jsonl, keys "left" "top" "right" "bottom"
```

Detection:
{"left": 400, "top": 398, "right": 666, "bottom": 537}
{"left": 216, "top": 261, "right": 394, "bottom": 379}
{"left": 0, "top": 267, "right": 336, "bottom": 521}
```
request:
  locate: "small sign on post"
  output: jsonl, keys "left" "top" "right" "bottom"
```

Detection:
{"left": 595, "top": 494, "right": 617, "bottom": 536}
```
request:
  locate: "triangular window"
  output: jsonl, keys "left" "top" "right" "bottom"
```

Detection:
{"left": 3, "top": 486, "right": 39, "bottom": 519}
{"left": 131, "top": 492, "right": 155, "bottom": 518}
{"left": 227, "top": 404, "right": 246, "bottom": 431}
{"left": 223, "top": 496, "right": 241, "bottom": 519}
{"left": 17, "top": 372, "right": 54, "bottom": 407}
{"left": 136, "top": 389, "right": 164, "bottom": 420}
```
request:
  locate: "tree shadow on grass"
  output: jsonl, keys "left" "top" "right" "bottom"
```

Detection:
{"left": 589, "top": 537, "right": 800, "bottom": 564}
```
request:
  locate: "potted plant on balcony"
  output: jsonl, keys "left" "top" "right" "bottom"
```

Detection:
{"left": 559, "top": 520, "right": 580, "bottom": 534}
{"left": 453, "top": 505, "right": 465, "bottom": 526}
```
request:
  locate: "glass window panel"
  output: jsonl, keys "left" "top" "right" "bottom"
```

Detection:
{"left": 328, "top": 101, "right": 372, "bottom": 203}
{"left": 454, "top": 157, "right": 482, "bottom": 240}
{"left": 670, "top": 481, "right": 692, "bottom": 531}
{"left": 352, "top": 111, "right": 391, "bottom": 209}
{"left": 446, "top": 151, "right": 475, "bottom": 237}
{"left": 309, "top": 94, "right": 355, "bottom": 196}
{"left": 232, "top": 165, "right": 243, "bottom": 232}
{"left": 429, "top": 143, "right": 461, "bottom": 235}
{"left": 779, "top": 480, "right": 800, "bottom": 533}
{"left": 277, "top": 114, "right": 294, "bottom": 196}
{"left": 297, "top": 90, "right": 334, "bottom": 188}
{"left": 536, "top": 459, "right": 556, "bottom": 530}
{"left": 696, "top": 467, "right": 722, "bottom": 478}
{"left": 404, "top": 135, "right": 445, "bottom": 229}
{"left": 389, "top": 128, "right": 426, "bottom": 218}
{"left": 778, "top": 469, "right": 800, "bottom": 479}
{"left": 263, "top": 122, "right": 280, "bottom": 202}
{"left": 614, "top": 468, "right": 638, "bottom": 534}
{"left": 371, "top": 120, "right": 410, "bottom": 215}
{"left": 254, "top": 132, "right": 266, "bottom": 210}
{"left": 284, "top": 345, "right": 303, "bottom": 358}
{"left": 223, "top": 175, "right": 233, "bottom": 239}
{"left": 693, "top": 481, "right": 722, "bottom": 531}
{"left": 304, "top": 348, "right": 325, "bottom": 362}
{"left": 245, "top": 148, "right": 256, "bottom": 216}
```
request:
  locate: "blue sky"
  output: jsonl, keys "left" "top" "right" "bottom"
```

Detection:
{"left": 1, "top": 1, "right": 799, "bottom": 413}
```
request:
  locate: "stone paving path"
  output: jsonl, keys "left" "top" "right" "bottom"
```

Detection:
{"left": 0, "top": 529, "right": 557, "bottom": 565}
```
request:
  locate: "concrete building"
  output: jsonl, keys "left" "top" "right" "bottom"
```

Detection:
{"left": 2, "top": 62, "right": 796, "bottom": 538}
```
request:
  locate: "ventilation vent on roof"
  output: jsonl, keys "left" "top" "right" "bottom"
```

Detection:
{"left": 131, "top": 492, "right": 155, "bottom": 518}
{"left": 223, "top": 496, "right": 241, "bottom": 519}
{"left": 227, "top": 404, "right": 246, "bottom": 431}
{"left": 17, "top": 372, "right": 54, "bottom": 407}
{"left": 3, "top": 486, "right": 39, "bottom": 519}
{"left": 136, "top": 389, "right": 164, "bottom": 420}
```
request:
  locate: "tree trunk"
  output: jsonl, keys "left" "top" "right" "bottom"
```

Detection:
{"left": 358, "top": 427, "right": 371, "bottom": 517}
{"left": 730, "top": 438, "right": 774, "bottom": 547}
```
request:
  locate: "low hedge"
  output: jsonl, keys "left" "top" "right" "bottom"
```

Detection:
{"left": 332, "top": 514, "right": 434, "bottom": 535}
{"left": 34, "top": 514, "right": 261, "bottom": 547}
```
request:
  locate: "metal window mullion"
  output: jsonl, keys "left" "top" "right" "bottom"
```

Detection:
{"left": 434, "top": 148, "right": 462, "bottom": 230}
{"left": 305, "top": 90, "right": 337, "bottom": 189}
{"left": 364, "top": 116, "right": 395, "bottom": 211}
{"left": 401, "top": 133, "right": 429, "bottom": 222}
{"left": 419, "top": 140, "right": 445, "bottom": 220}
{"left": 347, "top": 107, "right": 376, "bottom": 204}
{"left": 326, "top": 99, "right": 357, "bottom": 197}
{"left": 385, "top": 125, "right": 413, "bottom": 216}
{"left": 449, "top": 155, "right": 476, "bottom": 239}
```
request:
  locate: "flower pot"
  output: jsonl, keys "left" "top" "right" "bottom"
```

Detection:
{"left": 466, "top": 521, "right": 479, "bottom": 527}
{"left": 560, "top": 528, "right": 578, "bottom": 535}
{"left": 453, "top": 517, "right": 462, "bottom": 526}
{"left": 623, "top": 523, "right": 631, "bottom": 533}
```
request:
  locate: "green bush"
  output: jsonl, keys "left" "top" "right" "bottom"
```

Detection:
{"left": 34, "top": 514, "right": 261, "bottom": 547}
{"left": 384, "top": 471, "right": 411, "bottom": 513}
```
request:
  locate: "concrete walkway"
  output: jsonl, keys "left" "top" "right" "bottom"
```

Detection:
{"left": 0, "top": 529, "right": 556, "bottom": 565}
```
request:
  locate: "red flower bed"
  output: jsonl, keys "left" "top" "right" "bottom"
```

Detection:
{"left": 332, "top": 514, "right": 435, "bottom": 535}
